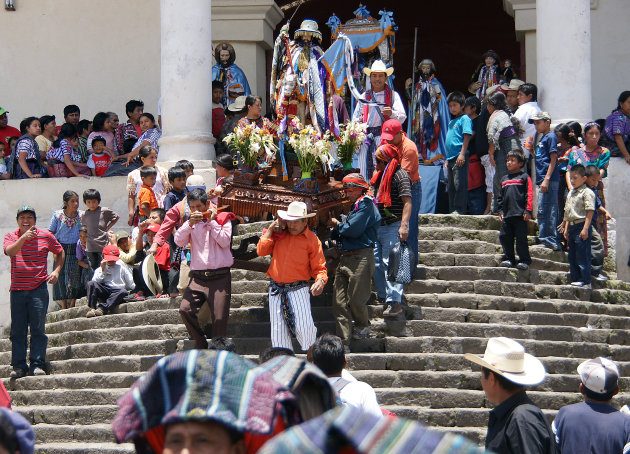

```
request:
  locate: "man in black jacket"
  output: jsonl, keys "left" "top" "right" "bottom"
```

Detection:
{"left": 497, "top": 150, "right": 533, "bottom": 270}
{"left": 465, "top": 337, "right": 556, "bottom": 454}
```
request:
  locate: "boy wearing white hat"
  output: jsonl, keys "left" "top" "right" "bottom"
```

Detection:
{"left": 257, "top": 202, "right": 327, "bottom": 352}
{"left": 464, "top": 337, "right": 555, "bottom": 453}
{"left": 552, "top": 357, "right": 630, "bottom": 453}
{"left": 351, "top": 60, "right": 406, "bottom": 178}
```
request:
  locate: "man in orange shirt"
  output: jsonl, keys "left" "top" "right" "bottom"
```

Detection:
{"left": 257, "top": 201, "right": 327, "bottom": 352}
{"left": 382, "top": 119, "right": 421, "bottom": 266}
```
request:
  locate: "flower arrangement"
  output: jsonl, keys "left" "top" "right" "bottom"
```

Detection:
{"left": 223, "top": 123, "right": 277, "bottom": 169}
{"left": 288, "top": 125, "right": 333, "bottom": 179}
{"left": 335, "top": 120, "right": 367, "bottom": 169}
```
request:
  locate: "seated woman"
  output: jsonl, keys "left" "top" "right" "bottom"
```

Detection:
{"left": 87, "top": 111, "right": 117, "bottom": 159}
{"left": 46, "top": 123, "right": 91, "bottom": 177}
{"left": 104, "top": 113, "right": 161, "bottom": 177}
{"left": 12, "top": 116, "right": 44, "bottom": 179}
{"left": 603, "top": 90, "right": 630, "bottom": 165}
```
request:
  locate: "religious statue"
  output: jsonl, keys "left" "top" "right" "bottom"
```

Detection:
{"left": 468, "top": 50, "right": 501, "bottom": 100}
{"left": 407, "top": 59, "right": 450, "bottom": 165}
{"left": 212, "top": 42, "right": 251, "bottom": 106}
{"left": 270, "top": 19, "right": 328, "bottom": 134}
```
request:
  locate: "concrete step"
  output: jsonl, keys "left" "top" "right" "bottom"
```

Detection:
{"left": 10, "top": 389, "right": 125, "bottom": 407}
{"left": 36, "top": 442, "right": 134, "bottom": 454}
{"left": 418, "top": 214, "right": 512, "bottom": 231}
{"left": 15, "top": 404, "right": 119, "bottom": 425}
{"left": 33, "top": 423, "right": 115, "bottom": 443}
{"left": 3, "top": 372, "right": 141, "bottom": 391}
{"left": 417, "top": 252, "right": 569, "bottom": 272}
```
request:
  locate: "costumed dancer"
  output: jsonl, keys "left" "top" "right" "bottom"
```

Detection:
{"left": 256, "top": 202, "right": 327, "bottom": 352}
{"left": 468, "top": 50, "right": 501, "bottom": 101}
{"left": 407, "top": 59, "right": 450, "bottom": 166}
{"left": 270, "top": 20, "right": 328, "bottom": 134}
{"left": 212, "top": 42, "right": 251, "bottom": 106}
{"left": 352, "top": 60, "right": 406, "bottom": 179}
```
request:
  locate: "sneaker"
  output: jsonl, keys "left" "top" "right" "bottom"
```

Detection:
{"left": 9, "top": 368, "right": 27, "bottom": 379}
{"left": 93, "top": 308, "right": 104, "bottom": 317}
{"left": 500, "top": 260, "right": 514, "bottom": 268}
{"left": 516, "top": 263, "right": 529, "bottom": 271}
{"left": 32, "top": 367, "right": 46, "bottom": 376}
{"left": 594, "top": 275, "right": 609, "bottom": 283}
{"left": 352, "top": 327, "right": 370, "bottom": 340}
{"left": 383, "top": 302, "right": 403, "bottom": 317}
{"left": 85, "top": 309, "right": 96, "bottom": 318}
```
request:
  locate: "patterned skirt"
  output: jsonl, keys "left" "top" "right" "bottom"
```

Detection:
{"left": 53, "top": 243, "right": 80, "bottom": 301}
{"left": 597, "top": 180, "right": 608, "bottom": 256}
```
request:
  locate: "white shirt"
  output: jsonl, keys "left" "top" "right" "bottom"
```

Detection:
{"left": 328, "top": 376, "right": 382, "bottom": 418}
{"left": 352, "top": 90, "right": 407, "bottom": 127}
{"left": 92, "top": 260, "right": 134, "bottom": 291}
{"left": 514, "top": 101, "right": 541, "bottom": 157}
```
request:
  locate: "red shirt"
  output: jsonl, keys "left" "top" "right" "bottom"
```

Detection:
{"left": 91, "top": 152, "right": 112, "bottom": 177}
{"left": 0, "top": 125, "right": 21, "bottom": 146}
{"left": 4, "top": 228, "right": 63, "bottom": 291}
{"left": 212, "top": 107, "right": 226, "bottom": 137}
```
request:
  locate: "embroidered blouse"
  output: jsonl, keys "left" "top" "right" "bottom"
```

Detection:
{"left": 48, "top": 209, "right": 83, "bottom": 245}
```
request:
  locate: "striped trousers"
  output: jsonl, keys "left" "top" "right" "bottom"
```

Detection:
{"left": 268, "top": 286, "right": 316, "bottom": 351}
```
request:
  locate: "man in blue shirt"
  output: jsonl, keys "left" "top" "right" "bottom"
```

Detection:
{"left": 552, "top": 357, "right": 630, "bottom": 453}
{"left": 329, "top": 174, "right": 381, "bottom": 351}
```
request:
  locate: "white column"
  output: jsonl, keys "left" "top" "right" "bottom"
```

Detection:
{"left": 159, "top": 0, "right": 215, "bottom": 163}
{"left": 536, "top": 0, "right": 592, "bottom": 123}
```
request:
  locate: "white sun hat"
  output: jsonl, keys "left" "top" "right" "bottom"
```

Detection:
{"left": 464, "top": 337, "right": 546, "bottom": 386}
{"left": 277, "top": 201, "right": 316, "bottom": 221}
{"left": 363, "top": 60, "right": 394, "bottom": 77}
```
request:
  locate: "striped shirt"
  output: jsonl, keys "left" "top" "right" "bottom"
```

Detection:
{"left": 4, "top": 228, "right": 63, "bottom": 291}
{"left": 46, "top": 139, "right": 80, "bottom": 163}
{"left": 132, "top": 128, "right": 162, "bottom": 154}
{"left": 375, "top": 167, "right": 412, "bottom": 221}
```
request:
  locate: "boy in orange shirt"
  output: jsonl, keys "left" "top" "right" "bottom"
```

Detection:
{"left": 257, "top": 201, "right": 327, "bottom": 352}
{"left": 137, "top": 166, "right": 158, "bottom": 220}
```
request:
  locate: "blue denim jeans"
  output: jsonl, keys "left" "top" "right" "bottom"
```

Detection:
{"left": 537, "top": 179, "right": 561, "bottom": 249}
{"left": 10, "top": 282, "right": 49, "bottom": 372}
{"left": 373, "top": 221, "right": 404, "bottom": 304}
{"left": 408, "top": 181, "right": 422, "bottom": 266}
{"left": 568, "top": 222, "right": 592, "bottom": 284}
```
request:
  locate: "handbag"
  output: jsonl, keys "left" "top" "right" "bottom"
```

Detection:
{"left": 387, "top": 240, "right": 416, "bottom": 284}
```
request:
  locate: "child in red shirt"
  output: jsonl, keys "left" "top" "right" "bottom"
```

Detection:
{"left": 138, "top": 166, "right": 159, "bottom": 219}
{"left": 212, "top": 81, "right": 226, "bottom": 138}
{"left": 87, "top": 136, "right": 112, "bottom": 176}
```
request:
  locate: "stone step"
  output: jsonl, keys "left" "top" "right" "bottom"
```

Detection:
{"left": 384, "top": 406, "right": 558, "bottom": 428}
{"left": 404, "top": 292, "right": 630, "bottom": 317}
{"left": 347, "top": 353, "right": 630, "bottom": 376}
{"left": 421, "top": 425, "right": 486, "bottom": 445}
{"left": 347, "top": 336, "right": 630, "bottom": 361}
{"left": 407, "top": 279, "right": 630, "bottom": 304}
{"left": 10, "top": 389, "right": 126, "bottom": 408}
{"left": 33, "top": 423, "right": 116, "bottom": 444}
{"left": 16, "top": 404, "right": 119, "bottom": 425}
{"left": 374, "top": 387, "right": 630, "bottom": 411}
{"left": 36, "top": 442, "right": 134, "bottom": 454}
{"left": 3, "top": 372, "right": 142, "bottom": 392}
{"left": 417, "top": 252, "right": 569, "bottom": 272}
{"left": 418, "top": 214, "right": 512, "bottom": 231}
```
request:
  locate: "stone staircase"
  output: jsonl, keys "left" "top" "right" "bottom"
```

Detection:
{"left": 1, "top": 214, "right": 630, "bottom": 453}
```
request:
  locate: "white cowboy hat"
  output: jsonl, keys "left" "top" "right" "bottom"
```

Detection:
{"left": 363, "top": 60, "right": 394, "bottom": 77}
{"left": 228, "top": 96, "right": 246, "bottom": 112}
{"left": 464, "top": 337, "right": 546, "bottom": 386}
{"left": 142, "top": 254, "right": 163, "bottom": 296}
{"left": 500, "top": 78, "right": 525, "bottom": 92}
{"left": 277, "top": 201, "right": 316, "bottom": 221}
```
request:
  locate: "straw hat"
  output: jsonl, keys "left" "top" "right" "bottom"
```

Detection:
{"left": 363, "top": 60, "right": 394, "bottom": 77}
{"left": 141, "top": 254, "right": 163, "bottom": 296}
{"left": 228, "top": 96, "right": 247, "bottom": 112}
{"left": 277, "top": 201, "right": 316, "bottom": 221}
{"left": 464, "top": 337, "right": 546, "bottom": 386}
{"left": 500, "top": 78, "right": 525, "bottom": 92}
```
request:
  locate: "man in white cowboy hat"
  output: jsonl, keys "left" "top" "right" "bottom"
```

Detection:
{"left": 500, "top": 79, "right": 525, "bottom": 113}
{"left": 464, "top": 337, "right": 555, "bottom": 453}
{"left": 257, "top": 201, "right": 328, "bottom": 352}
{"left": 352, "top": 59, "right": 406, "bottom": 179}
{"left": 551, "top": 357, "right": 630, "bottom": 453}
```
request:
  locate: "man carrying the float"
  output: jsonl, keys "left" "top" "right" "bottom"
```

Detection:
{"left": 352, "top": 60, "right": 406, "bottom": 179}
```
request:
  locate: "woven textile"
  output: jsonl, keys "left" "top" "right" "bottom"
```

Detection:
{"left": 112, "top": 350, "right": 297, "bottom": 447}
{"left": 259, "top": 405, "right": 489, "bottom": 454}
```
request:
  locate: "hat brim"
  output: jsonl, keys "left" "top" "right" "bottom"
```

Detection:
{"left": 277, "top": 210, "right": 316, "bottom": 221}
{"left": 103, "top": 254, "right": 120, "bottom": 262}
{"left": 464, "top": 352, "right": 546, "bottom": 386}
{"left": 380, "top": 132, "right": 395, "bottom": 141}
{"left": 142, "top": 255, "right": 163, "bottom": 295}
{"left": 363, "top": 67, "right": 394, "bottom": 77}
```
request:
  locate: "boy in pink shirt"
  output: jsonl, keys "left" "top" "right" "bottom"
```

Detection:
{"left": 174, "top": 188, "right": 233, "bottom": 348}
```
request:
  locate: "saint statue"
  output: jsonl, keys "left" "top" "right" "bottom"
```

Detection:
{"left": 212, "top": 42, "right": 251, "bottom": 106}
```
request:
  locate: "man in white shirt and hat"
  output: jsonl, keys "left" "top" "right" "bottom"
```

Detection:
{"left": 464, "top": 337, "right": 555, "bottom": 454}
{"left": 514, "top": 83, "right": 542, "bottom": 159}
{"left": 500, "top": 79, "right": 525, "bottom": 114}
{"left": 352, "top": 60, "right": 406, "bottom": 178}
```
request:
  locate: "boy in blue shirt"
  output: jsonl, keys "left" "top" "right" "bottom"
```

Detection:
{"left": 530, "top": 111, "right": 561, "bottom": 250}
{"left": 445, "top": 91, "right": 473, "bottom": 214}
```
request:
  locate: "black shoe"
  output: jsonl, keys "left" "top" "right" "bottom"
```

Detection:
{"left": 10, "top": 368, "right": 27, "bottom": 379}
